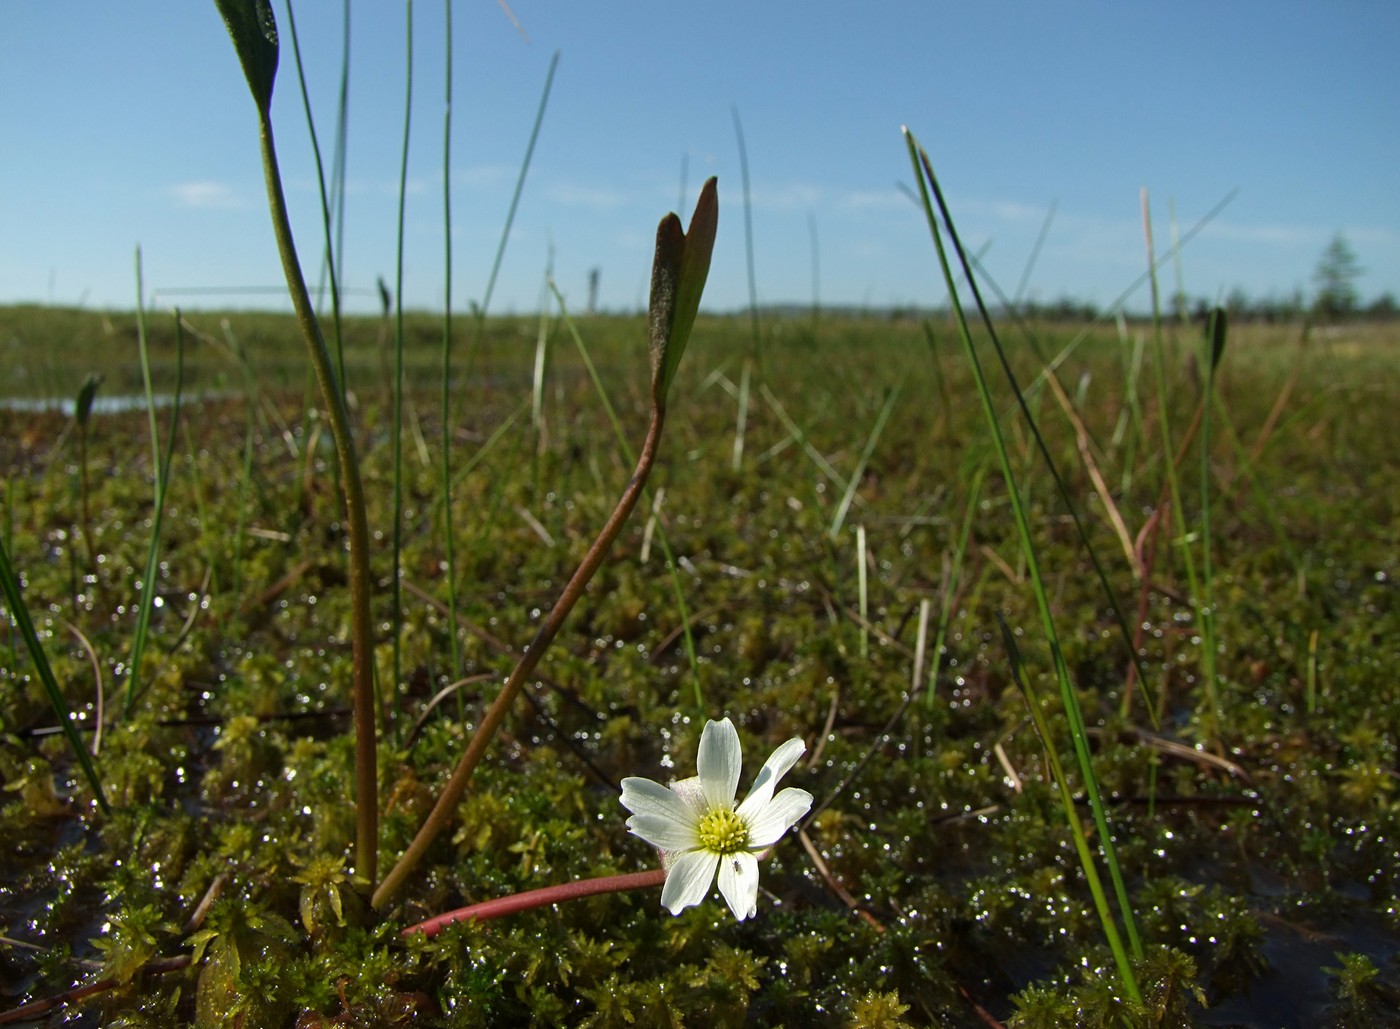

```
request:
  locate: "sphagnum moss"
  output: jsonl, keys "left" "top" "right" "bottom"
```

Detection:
{"left": 2, "top": 311, "right": 1400, "bottom": 1024}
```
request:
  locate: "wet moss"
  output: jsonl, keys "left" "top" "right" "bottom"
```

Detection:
{"left": 2, "top": 310, "right": 1399, "bottom": 1024}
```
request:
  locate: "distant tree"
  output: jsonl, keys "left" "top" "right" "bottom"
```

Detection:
{"left": 1171, "top": 289, "right": 1190, "bottom": 324}
{"left": 1365, "top": 292, "right": 1397, "bottom": 321}
{"left": 1312, "top": 233, "right": 1362, "bottom": 320}
{"left": 1254, "top": 288, "right": 1306, "bottom": 323}
{"left": 1225, "top": 287, "right": 1251, "bottom": 318}
{"left": 587, "top": 267, "right": 600, "bottom": 315}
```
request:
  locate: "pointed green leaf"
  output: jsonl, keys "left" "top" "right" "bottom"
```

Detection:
{"left": 1207, "top": 306, "right": 1228, "bottom": 372}
{"left": 75, "top": 373, "right": 103, "bottom": 429}
{"left": 0, "top": 536, "right": 109, "bottom": 813}
{"left": 649, "top": 177, "right": 718, "bottom": 407}
{"left": 214, "top": 0, "right": 279, "bottom": 113}
{"left": 648, "top": 212, "right": 684, "bottom": 406}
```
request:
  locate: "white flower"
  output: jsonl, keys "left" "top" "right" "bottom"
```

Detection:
{"left": 619, "top": 717, "right": 813, "bottom": 920}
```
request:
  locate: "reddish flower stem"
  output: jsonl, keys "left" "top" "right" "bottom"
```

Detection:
{"left": 401, "top": 868, "right": 667, "bottom": 939}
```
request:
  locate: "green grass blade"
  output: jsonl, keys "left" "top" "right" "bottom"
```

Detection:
{"left": 997, "top": 614, "right": 1137, "bottom": 998}
{"left": 828, "top": 383, "right": 901, "bottom": 541}
{"left": 757, "top": 383, "right": 851, "bottom": 494}
{"left": 0, "top": 536, "right": 110, "bottom": 814}
{"left": 124, "top": 269, "right": 186, "bottom": 716}
{"left": 904, "top": 127, "right": 1144, "bottom": 992}
{"left": 730, "top": 106, "right": 761, "bottom": 365}
{"left": 856, "top": 524, "right": 868, "bottom": 660}
{"left": 478, "top": 51, "right": 558, "bottom": 325}
{"left": 440, "top": 0, "right": 462, "bottom": 683}
{"left": 940, "top": 231, "right": 1159, "bottom": 721}
{"left": 731, "top": 358, "right": 750, "bottom": 472}
{"left": 1142, "top": 191, "right": 1215, "bottom": 743}
{"left": 924, "top": 461, "right": 986, "bottom": 711}
{"left": 284, "top": 0, "right": 348, "bottom": 387}
{"left": 1198, "top": 308, "right": 1227, "bottom": 733}
{"left": 216, "top": 0, "right": 380, "bottom": 885}
{"left": 389, "top": 0, "right": 415, "bottom": 731}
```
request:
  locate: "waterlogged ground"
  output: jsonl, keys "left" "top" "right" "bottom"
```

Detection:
{"left": 1, "top": 306, "right": 1398, "bottom": 1026}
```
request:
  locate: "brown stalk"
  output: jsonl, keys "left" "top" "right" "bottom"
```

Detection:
{"left": 373, "top": 406, "right": 666, "bottom": 910}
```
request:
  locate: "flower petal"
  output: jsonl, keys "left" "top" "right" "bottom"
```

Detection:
{"left": 744, "top": 786, "right": 813, "bottom": 849}
{"left": 696, "top": 718, "right": 742, "bottom": 812}
{"left": 620, "top": 777, "right": 700, "bottom": 852}
{"left": 715, "top": 850, "right": 760, "bottom": 920}
{"left": 668, "top": 776, "right": 709, "bottom": 819}
{"left": 737, "top": 736, "right": 806, "bottom": 816}
{"left": 660, "top": 849, "right": 719, "bottom": 915}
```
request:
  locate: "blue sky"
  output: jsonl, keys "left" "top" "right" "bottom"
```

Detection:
{"left": 2, "top": 2, "right": 1396, "bottom": 316}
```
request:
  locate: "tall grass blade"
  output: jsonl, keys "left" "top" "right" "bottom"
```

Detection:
{"left": 730, "top": 105, "right": 761, "bottom": 364}
{"left": 216, "top": 0, "right": 379, "bottom": 885}
{"left": 1142, "top": 190, "right": 1214, "bottom": 745}
{"left": 284, "top": 0, "right": 347, "bottom": 387}
{"left": 1197, "top": 308, "right": 1227, "bottom": 733}
{"left": 477, "top": 51, "right": 558, "bottom": 326}
{"left": 1012, "top": 200, "right": 1056, "bottom": 309}
{"left": 74, "top": 373, "right": 101, "bottom": 568}
{"left": 440, "top": 0, "right": 462, "bottom": 683}
{"left": 856, "top": 524, "right": 868, "bottom": 660}
{"left": 757, "top": 383, "right": 850, "bottom": 494}
{"left": 220, "top": 321, "right": 260, "bottom": 610}
{"left": 828, "top": 383, "right": 900, "bottom": 541}
{"left": 1307, "top": 627, "right": 1320, "bottom": 715}
{"left": 390, "top": 0, "right": 415, "bottom": 726}
{"left": 124, "top": 263, "right": 185, "bottom": 717}
{"left": 3, "top": 480, "right": 15, "bottom": 673}
{"left": 936, "top": 237, "right": 1158, "bottom": 720}
{"left": 904, "top": 127, "right": 1144, "bottom": 993}
{"left": 997, "top": 614, "right": 1138, "bottom": 999}
{"left": 0, "top": 537, "right": 110, "bottom": 814}
{"left": 924, "top": 461, "right": 986, "bottom": 711}
{"left": 731, "top": 358, "right": 750, "bottom": 471}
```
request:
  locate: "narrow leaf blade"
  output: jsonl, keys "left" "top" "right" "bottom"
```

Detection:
{"left": 648, "top": 213, "right": 684, "bottom": 405}
{"left": 654, "top": 177, "right": 718, "bottom": 403}
{"left": 213, "top": 0, "right": 280, "bottom": 112}
{"left": 1207, "top": 306, "right": 1228, "bottom": 371}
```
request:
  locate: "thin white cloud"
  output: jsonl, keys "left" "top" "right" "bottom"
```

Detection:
{"left": 454, "top": 164, "right": 513, "bottom": 188}
{"left": 542, "top": 180, "right": 628, "bottom": 210}
{"left": 1200, "top": 221, "right": 1312, "bottom": 246}
{"left": 842, "top": 188, "right": 909, "bottom": 211}
{"left": 748, "top": 181, "right": 826, "bottom": 211}
{"left": 169, "top": 180, "right": 242, "bottom": 209}
{"left": 340, "top": 176, "right": 429, "bottom": 198}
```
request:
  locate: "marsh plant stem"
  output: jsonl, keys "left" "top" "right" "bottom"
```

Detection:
{"left": 256, "top": 111, "right": 378, "bottom": 887}
{"left": 124, "top": 267, "right": 185, "bottom": 717}
{"left": 440, "top": 0, "right": 463, "bottom": 682}
{"left": 284, "top": 0, "right": 347, "bottom": 389}
{"left": 904, "top": 127, "right": 1143, "bottom": 997}
{"left": 552, "top": 286, "right": 705, "bottom": 707}
{"left": 1142, "top": 191, "right": 1218, "bottom": 746}
{"left": 373, "top": 407, "right": 668, "bottom": 910}
{"left": 402, "top": 869, "right": 668, "bottom": 938}
{"left": 390, "top": 0, "right": 415, "bottom": 728}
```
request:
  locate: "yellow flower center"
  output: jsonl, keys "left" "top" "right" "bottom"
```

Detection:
{"left": 697, "top": 807, "right": 749, "bottom": 855}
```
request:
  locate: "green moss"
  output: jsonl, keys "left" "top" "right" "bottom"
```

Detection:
{"left": 3, "top": 310, "right": 1400, "bottom": 1023}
